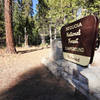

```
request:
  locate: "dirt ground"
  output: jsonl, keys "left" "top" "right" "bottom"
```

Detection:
{"left": 0, "top": 47, "right": 50, "bottom": 92}
{"left": 0, "top": 46, "right": 93, "bottom": 100}
{"left": 91, "top": 49, "right": 100, "bottom": 66}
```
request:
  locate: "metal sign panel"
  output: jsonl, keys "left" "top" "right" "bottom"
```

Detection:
{"left": 61, "top": 15, "right": 99, "bottom": 66}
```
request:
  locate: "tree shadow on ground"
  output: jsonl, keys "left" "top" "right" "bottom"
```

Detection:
{"left": 17, "top": 48, "right": 43, "bottom": 54}
{"left": 0, "top": 65, "right": 88, "bottom": 100}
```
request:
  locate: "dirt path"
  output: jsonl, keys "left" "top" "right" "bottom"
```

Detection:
{"left": 0, "top": 47, "right": 50, "bottom": 91}
{"left": 0, "top": 65, "right": 86, "bottom": 100}
{"left": 0, "top": 47, "right": 87, "bottom": 100}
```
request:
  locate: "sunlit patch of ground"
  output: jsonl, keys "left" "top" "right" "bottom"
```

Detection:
{"left": 0, "top": 47, "right": 50, "bottom": 92}
{"left": 91, "top": 49, "right": 100, "bottom": 67}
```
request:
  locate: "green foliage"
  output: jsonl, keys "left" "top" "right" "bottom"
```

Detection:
{"left": 36, "top": 0, "right": 81, "bottom": 40}
{"left": 35, "top": 0, "right": 100, "bottom": 46}
{"left": 1, "top": 0, "right": 100, "bottom": 47}
{"left": 0, "top": 0, "right": 5, "bottom": 38}
{"left": 13, "top": 0, "right": 35, "bottom": 46}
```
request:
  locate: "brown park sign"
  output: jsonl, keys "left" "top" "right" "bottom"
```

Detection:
{"left": 61, "top": 15, "right": 99, "bottom": 66}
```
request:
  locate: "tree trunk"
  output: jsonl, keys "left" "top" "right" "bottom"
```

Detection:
{"left": 54, "top": 27, "right": 57, "bottom": 39}
{"left": 41, "top": 34, "right": 46, "bottom": 45}
{"left": 4, "top": 0, "right": 16, "bottom": 53}
{"left": 49, "top": 24, "right": 52, "bottom": 45}
{"left": 18, "top": 35, "right": 21, "bottom": 45}
{"left": 41, "top": 28, "right": 46, "bottom": 45}
{"left": 24, "top": 27, "right": 28, "bottom": 47}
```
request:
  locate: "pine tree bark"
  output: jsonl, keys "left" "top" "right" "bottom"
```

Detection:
{"left": 24, "top": 27, "right": 28, "bottom": 47}
{"left": 4, "top": 0, "right": 16, "bottom": 53}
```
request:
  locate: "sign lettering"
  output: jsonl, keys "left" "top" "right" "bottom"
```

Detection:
{"left": 61, "top": 15, "right": 99, "bottom": 66}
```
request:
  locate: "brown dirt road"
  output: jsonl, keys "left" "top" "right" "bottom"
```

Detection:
{"left": 0, "top": 47, "right": 88, "bottom": 100}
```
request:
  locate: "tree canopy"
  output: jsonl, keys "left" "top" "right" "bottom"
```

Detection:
{"left": 0, "top": 0, "right": 100, "bottom": 49}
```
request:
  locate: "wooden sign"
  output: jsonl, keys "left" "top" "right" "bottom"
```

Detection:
{"left": 61, "top": 15, "right": 99, "bottom": 66}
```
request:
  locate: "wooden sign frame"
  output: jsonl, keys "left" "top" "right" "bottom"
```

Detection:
{"left": 61, "top": 15, "right": 99, "bottom": 66}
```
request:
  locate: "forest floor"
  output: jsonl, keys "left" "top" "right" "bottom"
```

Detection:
{"left": 0, "top": 46, "right": 99, "bottom": 100}
{"left": 0, "top": 47, "right": 50, "bottom": 92}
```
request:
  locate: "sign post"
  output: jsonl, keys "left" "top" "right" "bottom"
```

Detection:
{"left": 61, "top": 15, "right": 99, "bottom": 67}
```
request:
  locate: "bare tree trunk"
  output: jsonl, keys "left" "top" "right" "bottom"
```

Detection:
{"left": 54, "top": 27, "right": 57, "bottom": 39}
{"left": 49, "top": 24, "right": 52, "bottom": 45}
{"left": 41, "top": 35, "right": 46, "bottom": 44}
{"left": 49, "top": 23, "right": 54, "bottom": 59}
{"left": 18, "top": 35, "right": 21, "bottom": 45}
{"left": 24, "top": 34, "right": 28, "bottom": 47}
{"left": 24, "top": 27, "right": 28, "bottom": 47}
{"left": 4, "top": 0, "right": 16, "bottom": 53}
{"left": 41, "top": 28, "right": 46, "bottom": 45}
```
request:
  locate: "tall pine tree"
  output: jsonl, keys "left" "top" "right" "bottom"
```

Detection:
{"left": 4, "top": 0, "right": 16, "bottom": 53}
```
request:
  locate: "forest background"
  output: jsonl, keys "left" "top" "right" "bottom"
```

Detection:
{"left": 0, "top": 0, "right": 100, "bottom": 53}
